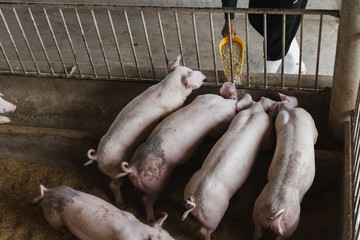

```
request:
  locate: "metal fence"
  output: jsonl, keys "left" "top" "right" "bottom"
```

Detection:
{"left": 351, "top": 79, "right": 360, "bottom": 239}
{"left": 0, "top": 2, "right": 339, "bottom": 89}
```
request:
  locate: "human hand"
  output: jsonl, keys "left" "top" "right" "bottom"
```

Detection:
{"left": 221, "top": 19, "right": 236, "bottom": 38}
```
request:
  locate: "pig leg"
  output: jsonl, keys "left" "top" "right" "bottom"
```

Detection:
{"left": 253, "top": 225, "right": 263, "bottom": 240}
{"left": 109, "top": 178, "right": 124, "bottom": 204}
{"left": 142, "top": 194, "right": 156, "bottom": 222}
{"left": 198, "top": 226, "right": 211, "bottom": 240}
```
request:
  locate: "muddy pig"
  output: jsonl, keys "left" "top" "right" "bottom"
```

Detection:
{"left": 117, "top": 82, "right": 240, "bottom": 221}
{"left": 0, "top": 92, "right": 16, "bottom": 123}
{"left": 252, "top": 93, "right": 318, "bottom": 240}
{"left": 85, "top": 55, "right": 206, "bottom": 204}
{"left": 182, "top": 94, "right": 278, "bottom": 240}
{"left": 32, "top": 185, "right": 175, "bottom": 240}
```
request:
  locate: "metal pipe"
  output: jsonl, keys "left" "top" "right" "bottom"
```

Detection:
{"left": 124, "top": 9, "right": 141, "bottom": 79}
{"left": 209, "top": 12, "right": 218, "bottom": 84}
{"left": 0, "top": 2, "right": 341, "bottom": 18}
{"left": 245, "top": 13, "right": 250, "bottom": 87}
{"left": 59, "top": 8, "right": 82, "bottom": 76}
{"left": 13, "top": 7, "right": 40, "bottom": 74}
{"left": 263, "top": 13, "right": 267, "bottom": 87}
{"left": 75, "top": 8, "right": 97, "bottom": 77}
{"left": 315, "top": 14, "right": 323, "bottom": 91}
{"left": 141, "top": 10, "right": 156, "bottom": 80}
{"left": 297, "top": 15, "right": 304, "bottom": 89}
{"left": 174, "top": 11, "right": 185, "bottom": 66}
{"left": 0, "top": 41, "right": 13, "bottom": 73}
{"left": 227, "top": 12, "right": 233, "bottom": 83}
{"left": 192, "top": 12, "right": 201, "bottom": 71}
{"left": 328, "top": 0, "right": 360, "bottom": 143}
{"left": 43, "top": 8, "right": 68, "bottom": 75}
{"left": 108, "top": 10, "right": 126, "bottom": 79}
{"left": 28, "top": 7, "right": 54, "bottom": 75}
{"left": 157, "top": 11, "right": 169, "bottom": 66}
{"left": 0, "top": 8, "right": 26, "bottom": 73}
{"left": 281, "top": 14, "right": 285, "bottom": 88}
{"left": 91, "top": 9, "right": 111, "bottom": 78}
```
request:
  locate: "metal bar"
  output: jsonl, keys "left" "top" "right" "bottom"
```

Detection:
{"left": 141, "top": 10, "right": 156, "bottom": 80}
{"left": 227, "top": 12, "right": 233, "bottom": 83}
{"left": 0, "top": 41, "right": 13, "bottom": 73}
{"left": 13, "top": 7, "right": 40, "bottom": 74}
{"left": 297, "top": 15, "right": 304, "bottom": 89}
{"left": 354, "top": 127, "right": 360, "bottom": 174}
{"left": 263, "top": 13, "right": 267, "bottom": 87}
{"left": 108, "top": 9, "right": 126, "bottom": 79}
{"left": 91, "top": 9, "right": 111, "bottom": 78}
{"left": 0, "top": 8, "right": 26, "bottom": 73}
{"left": 245, "top": 13, "right": 250, "bottom": 86}
{"left": 75, "top": 8, "right": 97, "bottom": 77}
{"left": 281, "top": 14, "right": 285, "bottom": 88}
{"left": 0, "top": 3, "right": 341, "bottom": 17}
{"left": 124, "top": 10, "right": 141, "bottom": 79}
{"left": 174, "top": 11, "right": 185, "bottom": 66}
{"left": 192, "top": 12, "right": 201, "bottom": 71}
{"left": 43, "top": 8, "right": 68, "bottom": 75}
{"left": 315, "top": 14, "right": 323, "bottom": 91}
{"left": 157, "top": 11, "right": 169, "bottom": 66}
{"left": 28, "top": 7, "right": 54, "bottom": 75}
{"left": 209, "top": 12, "right": 218, "bottom": 84}
{"left": 59, "top": 8, "right": 82, "bottom": 76}
{"left": 340, "top": 121, "right": 352, "bottom": 240}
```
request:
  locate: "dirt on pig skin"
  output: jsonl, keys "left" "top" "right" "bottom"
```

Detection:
{"left": 0, "top": 151, "right": 338, "bottom": 240}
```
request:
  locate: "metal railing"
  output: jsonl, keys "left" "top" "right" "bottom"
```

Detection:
{"left": 351, "top": 78, "right": 360, "bottom": 239}
{"left": 0, "top": 2, "right": 339, "bottom": 90}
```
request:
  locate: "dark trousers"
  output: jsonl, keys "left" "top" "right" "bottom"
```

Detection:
{"left": 248, "top": 0, "right": 308, "bottom": 60}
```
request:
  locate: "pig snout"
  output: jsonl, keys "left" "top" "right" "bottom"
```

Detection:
{"left": 220, "top": 82, "right": 237, "bottom": 100}
{"left": 0, "top": 97, "right": 16, "bottom": 114}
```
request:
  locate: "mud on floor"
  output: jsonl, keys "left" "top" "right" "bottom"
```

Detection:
{"left": 0, "top": 152, "right": 338, "bottom": 240}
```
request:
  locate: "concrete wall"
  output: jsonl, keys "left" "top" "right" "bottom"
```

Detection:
{"left": 11, "top": 0, "right": 341, "bottom": 10}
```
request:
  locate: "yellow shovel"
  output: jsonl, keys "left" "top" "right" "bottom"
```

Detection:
{"left": 219, "top": 35, "right": 245, "bottom": 83}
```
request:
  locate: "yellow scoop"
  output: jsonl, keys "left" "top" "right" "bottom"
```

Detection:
{"left": 219, "top": 35, "right": 245, "bottom": 81}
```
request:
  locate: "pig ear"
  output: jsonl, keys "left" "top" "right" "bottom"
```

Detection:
{"left": 182, "top": 71, "right": 205, "bottom": 90}
{"left": 167, "top": 55, "right": 181, "bottom": 73}
{"left": 153, "top": 212, "right": 168, "bottom": 227}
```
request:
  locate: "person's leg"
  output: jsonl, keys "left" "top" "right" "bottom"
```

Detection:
{"left": 283, "top": 38, "right": 306, "bottom": 74}
{"left": 249, "top": 0, "right": 308, "bottom": 73}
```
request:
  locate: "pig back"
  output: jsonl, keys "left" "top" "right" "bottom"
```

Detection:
{"left": 270, "top": 106, "right": 317, "bottom": 196}
{"left": 42, "top": 186, "right": 152, "bottom": 240}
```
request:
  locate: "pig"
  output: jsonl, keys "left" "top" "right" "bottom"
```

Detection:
{"left": 116, "top": 82, "right": 240, "bottom": 221}
{"left": 32, "top": 185, "right": 175, "bottom": 240}
{"left": 0, "top": 92, "right": 16, "bottom": 123}
{"left": 85, "top": 55, "right": 206, "bottom": 204}
{"left": 182, "top": 94, "right": 279, "bottom": 240}
{"left": 252, "top": 93, "right": 318, "bottom": 240}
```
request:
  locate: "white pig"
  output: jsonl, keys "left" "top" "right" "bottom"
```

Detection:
{"left": 0, "top": 92, "right": 16, "bottom": 123}
{"left": 252, "top": 93, "right": 318, "bottom": 240}
{"left": 117, "top": 82, "right": 240, "bottom": 221}
{"left": 85, "top": 55, "right": 206, "bottom": 204}
{"left": 32, "top": 185, "right": 175, "bottom": 240}
{"left": 182, "top": 94, "right": 278, "bottom": 240}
